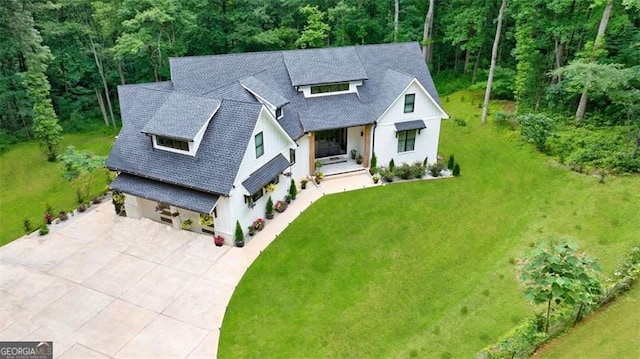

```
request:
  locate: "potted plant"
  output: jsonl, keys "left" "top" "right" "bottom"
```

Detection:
{"left": 112, "top": 192, "right": 125, "bottom": 215}
{"left": 289, "top": 179, "right": 297, "bottom": 199}
{"left": 199, "top": 213, "right": 214, "bottom": 227}
{"left": 372, "top": 175, "right": 380, "bottom": 184}
{"left": 275, "top": 200, "right": 287, "bottom": 213}
{"left": 265, "top": 183, "right": 277, "bottom": 193}
{"left": 300, "top": 179, "right": 308, "bottom": 189}
{"left": 350, "top": 149, "right": 357, "bottom": 159}
{"left": 248, "top": 225, "right": 256, "bottom": 236}
{"left": 314, "top": 159, "right": 324, "bottom": 171}
{"left": 213, "top": 235, "right": 224, "bottom": 247}
{"left": 234, "top": 220, "right": 245, "bottom": 247}
{"left": 253, "top": 218, "right": 265, "bottom": 231}
{"left": 356, "top": 154, "right": 364, "bottom": 164}
{"left": 285, "top": 194, "right": 292, "bottom": 204}
{"left": 44, "top": 212, "right": 52, "bottom": 225}
{"left": 314, "top": 172, "right": 324, "bottom": 184}
{"left": 180, "top": 218, "right": 193, "bottom": 230}
{"left": 266, "top": 196, "right": 274, "bottom": 219}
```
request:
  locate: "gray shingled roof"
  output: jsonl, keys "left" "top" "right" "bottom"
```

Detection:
{"left": 111, "top": 173, "right": 219, "bottom": 214}
{"left": 106, "top": 86, "right": 262, "bottom": 196}
{"left": 141, "top": 92, "right": 221, "bottom": 141}
{"left": 240, "top": 76, "right": 289, "bottom": 108}
{"left": 282, "top": 47, "right": 368, "bottom": 86}
{"left": 394, "top": 120, "right": 426, "bottom": 132}
{"left": 242, "top": 154, "right": 290, "bottom": 194}
{"left": 299, "top": 93, "right": 373, "bottom": 132}
{"left": 108, "top": 43, "right": 446, "bottom": 205}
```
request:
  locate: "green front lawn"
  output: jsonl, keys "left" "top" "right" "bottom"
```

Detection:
{"left": 0, "top": 132, "right": 116, "bottom": 245}
{"left": 536, "top": 285, "right": 640, "bottom": 358}
{"left": 219, "top": 91, "right": 640, "bottom": 357}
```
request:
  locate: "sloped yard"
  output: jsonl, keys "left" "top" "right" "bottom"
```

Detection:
{"left": 219, "top": 91, "right": 640, "bottom": 357}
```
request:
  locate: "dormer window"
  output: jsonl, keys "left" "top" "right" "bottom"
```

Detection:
{"left": 156, "top": 136, "right": 190, "bottom": 151}
{"left": 276, "top": 107, "right": 283, "bottom": 119}
{"left": 311, "top": 82, "right": 350, "bottom": 94}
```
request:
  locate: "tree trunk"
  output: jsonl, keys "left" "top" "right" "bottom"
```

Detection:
{"left": 89, "top": 37, "right": 116, "bottom": 127}
{"left": 422, "top": 0, "right": 435, "bottom": 63}
{"left": 574, "top": 303, "right": 584, "bottom": 326}
{"left": 633, "top": 127, "right": 640, "bottom": 158}
{"left": 118, "top": 61, "right": 126, "bottom": 85}
{"left": 545, "top": 298, "right": 551, "bottom": 333}
{"left": 394, "top": 0, "right": 399, "bottom": 42}
{"left": 472, "top": 44, "right": 483, "bottom": 84}
{"left": 95, "top": 87, "right": 109, "bottom": 126}
{"left": 576, "top": 0, "right": 613, "bottom": 122}
{"left": 481, "top": 0, "right": 507, "bottom": 124}
{"left": 463, "top": 47, "right": 471, "bottom": 74}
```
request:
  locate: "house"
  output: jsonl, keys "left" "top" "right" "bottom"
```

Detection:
{"left": 105, "top": 42, "right": 449, "bottom": 242}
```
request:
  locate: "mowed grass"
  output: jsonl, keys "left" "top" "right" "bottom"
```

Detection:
{"left": 0, "top": 132, "right": 116, "bottom": 245}
{"left": 536, "top": 285, "right": 640, "bottom": 358}
{"left": 219, "top": 90, "right": 640, "bottom": 358}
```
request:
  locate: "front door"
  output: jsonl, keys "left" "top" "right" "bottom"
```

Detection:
{"left": 314, "top": 128, "right": 347, "bottom": 158}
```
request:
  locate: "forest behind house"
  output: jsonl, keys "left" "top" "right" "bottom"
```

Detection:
{"left": 1, "top": 0, "right": 639, "bottom": 173}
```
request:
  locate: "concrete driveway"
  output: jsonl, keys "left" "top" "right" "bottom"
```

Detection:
{"left": 0, "top": 171, "right": 376, "bottom": 358}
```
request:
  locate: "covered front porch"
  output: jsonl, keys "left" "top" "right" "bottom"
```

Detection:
{"left": 308, "top": 124, "right": 373, "bottom": 175}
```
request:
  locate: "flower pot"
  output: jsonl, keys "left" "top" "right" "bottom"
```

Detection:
{"left": 236, "top": 240, "right": 245, "bottom": 248}
{"left": 266, "top": 213, "right": 274, "bottom": 219}
{"left": 213, "top": 236, "right": 224, "bottom": 247}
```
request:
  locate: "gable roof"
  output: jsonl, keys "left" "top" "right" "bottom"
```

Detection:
{"left": 241, "top": 154, "right": 291, "bottom": 194}
{"left": 240, "top": 75, "right": 289, "bottom": 108}
{"left": 141, "top": 92, "right": 221, "bottom": 141}
{"left": 282, "top": 47, "right": 368, "bottom": 86}
{"left": 106, "top": 84, "right": 263, "bottom": 196}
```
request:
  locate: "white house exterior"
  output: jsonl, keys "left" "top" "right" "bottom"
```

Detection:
{"left": 106, "top": 42, "right": 448, "bottom": 243}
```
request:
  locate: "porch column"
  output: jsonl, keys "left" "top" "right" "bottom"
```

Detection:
{"left": 363, "top": 125, "right": 372, "bottom": 167}
{"left": 308, "top": 132, "right": 315, "bottom": 174}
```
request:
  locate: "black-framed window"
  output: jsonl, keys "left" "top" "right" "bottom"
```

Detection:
{"left": 397, "top": 130, "right": 417, "bottom": 152}
{"left": 251, "top": 188, "right": 263, "bottom": 202}
{"left": 269, "top": 175, "right": 279, "bottom": 185}
{"left": 156, "top": 136, "right": 189, "bottom": 151}
{"left": 276, "top": 107, "right": 283, "bottom": 119}
{"left": 289, "top": 148, "right": 296, "bottom": 165}
{"left": 310, "top": 82, "right": 350, "bottom": 94}
{"left": 404, "top": 94, "right": 416, "bottom": 113}
{"left": 255, "top": 132, "right": 264, "bottom": 158}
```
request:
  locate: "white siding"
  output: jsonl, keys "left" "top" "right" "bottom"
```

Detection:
{"left": 374, "top": 80, "right": 446, "bottom": 167}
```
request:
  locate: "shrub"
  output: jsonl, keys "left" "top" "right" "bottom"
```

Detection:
{"left": 447, "top": 155, "right": 455, "bottom": 170}
{"left": 235, "top": 220, "right": 244, "bottom": 244}
{"left": 518, "top": 113, "right": 555, "bottom": 152}
{"left": 423, "top": 156, "right": 429, "bottom": 167}
{"left": 411, "top": 162, "right": 425, "bottom": 178}
{"left": 370, "top": 152, "right": 377, "bottom": 174}
{"left": 604, "top": 246, "right": 640, "bottom": 302}
{"left": 429, "top": 162, "right": 445, "bottom": 177}
{"left": 266, "top": 196, "right": 274, "bottom": 216}
{"left": 58, "top": 211, "right": 68, "bottom": 221}
{"left": 180, "top": 218, "right": 193, "bottom": 230}
{"left": 379, "top": 167, "right": 395, "bottom": 182}
{"left": 23, "top": 219, "right": 32, "bottom": 234}
{"left": 453, "top": 117, "right": 467, "bottom": 127}
{"left": 77, "top": 203, "right": 87, "bottom": 212}
{"left": 389, "top": 158, "right": 395, "bottom": 172}
{"left": 289, "top": 179, "right": 297, "bottom": 200}
{"left": 39, "top": 224, "right": 49, "bottom": 236}
{"left": 453, "top": 163, "right": 461, "bottom": 176}
{"left": 395, "top": 163, "right": 412, "bottom": 180}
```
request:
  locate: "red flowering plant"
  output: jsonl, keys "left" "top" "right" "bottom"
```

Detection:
{"left": 213, "top": 235, "right": 225, "bottom": 247}
{"left": 44, "top": 212, "right": 53, "bottom": 224}
{"left": 274, "top": 200, "right": 287, "bottom": 213}
{"left": 253, "top": 218, "right": 265, "bottom": 231}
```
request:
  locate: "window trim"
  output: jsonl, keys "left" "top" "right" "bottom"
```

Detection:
{"left": 310, "top": 82, "right": 350, "bottom": 95}
{"left": 289, "top": 148, "right": 296, "bottom": 165}
{"left": 156, "top": 136, "right": 190, "bottom": 152}
{"left": 255, "top": 132, "right": 264, "bottom": 158}
{"left": 397, "top": 130, "right": 417, "bottom": 153}
{"left": 404, "top": 94, "right": 416, "bottom": 113}
{"left": 276, "top": 107, "right": 283, "bottom": 119}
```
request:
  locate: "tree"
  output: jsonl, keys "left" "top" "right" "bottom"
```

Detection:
{"left": 295, "top": 5, "right": 330, "bottom": 49}
{"left": 422, "top": 0, "right": 435, "bottom": 62}
{"left": 59, "top": 146, "right": 106, "bottom": 203}
{"left": 575, "top": 0, "right": 614, "bottom": 122}
{"left": 481, "top": 0, "right": 507, "bottom": 124}
{"left": 520, "top": 240, "right": 603, "bottom": 332}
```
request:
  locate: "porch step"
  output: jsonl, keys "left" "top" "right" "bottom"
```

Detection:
{"left": 323, "top": 167, "right": 369, "bottom": 178}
